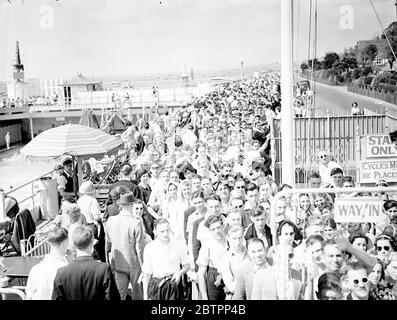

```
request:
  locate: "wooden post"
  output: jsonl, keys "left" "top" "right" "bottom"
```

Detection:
{"left": 355, "top": 124, "right": 361, "bottom": 186}
{"left": 0, "top": 190, "right": 5, "bottom": 220}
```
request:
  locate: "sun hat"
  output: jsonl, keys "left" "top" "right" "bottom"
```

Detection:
{"left": 119, "top": 192, "right": 135, "bottom": 205}
{"left": 79, "top": 181, "right": 95, "bottom": 195}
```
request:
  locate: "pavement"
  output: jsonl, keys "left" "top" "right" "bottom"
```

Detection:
{"left": 0, "top": 144, "right": 21, "bottom": 155}
{"left": 299, "top": 78, "right": 397, "bottom": 117}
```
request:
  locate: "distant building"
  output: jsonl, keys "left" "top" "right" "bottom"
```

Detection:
{"left": 60, "top": 73, "right": 103, "bottom": 105}
{"left": 355, "top": 39, "right": 391, "bottom": 71}
{"left": 355, "top": 22, "right": 397, "bottom": 72}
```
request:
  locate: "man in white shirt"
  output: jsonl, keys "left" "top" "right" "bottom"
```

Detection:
{"left": 317, "top": 151, "right": 341, "bottom": 186}
{"left": 182, "top": 124, "right": 198, "bottom": 149}
{"left": 197, "top": 215, "right": 228, "bottom": 300}
{"left": 77, "top": 181, "right": 105, "bottom": 261}
{"left": 25, "top": 227, "right": 69, "bottom": 300}
{"left": 142, "top": 218, "right": 190, "bottom": 300}
{"left": 77, "top": 181, "right": 102, "bottom": 224}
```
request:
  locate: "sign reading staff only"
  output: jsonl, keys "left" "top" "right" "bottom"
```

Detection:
{"left": 334, "top": 198, "right": 385, "bottom": 223}
{"left": 360, "top": 134, "right": 397, "bottom": 184}
{"left": 366, "top": 134, "right": 397, "bottom": 158}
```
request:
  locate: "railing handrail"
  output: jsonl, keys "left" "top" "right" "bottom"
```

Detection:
{"left": 4, "top": 169, "right": 55, "bottom": 196}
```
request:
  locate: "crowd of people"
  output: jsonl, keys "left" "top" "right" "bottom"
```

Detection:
{"left": 1, "top": 93, "right": 59, "bottom": 109}
{"left": 22, "top": 73, "right": 397, "bottom": 300}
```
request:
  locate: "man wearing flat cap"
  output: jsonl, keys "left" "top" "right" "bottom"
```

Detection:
{"left": 105, "top": 192, "right": 146, "bottom": 300}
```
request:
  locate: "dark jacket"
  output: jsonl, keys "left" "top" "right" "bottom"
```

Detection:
{"left": 108, "top": 180, "right": 142, "bottom": 203}
{"left": 244, "top": 223, "right": 273, "bottom": 248}
{"left": 11, "top": 209, "right": 36, "bottom": 254}
{"left": 52, "top": 255, "right": 120, "bottom": 300}
{"left": 191, "top": 216, "right": 204, "bottom": 271}
{"left": 183, "top": 206, "right": 196, "bottom": 242}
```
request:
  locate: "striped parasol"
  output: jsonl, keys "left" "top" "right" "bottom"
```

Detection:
{"left": 20, "top": 123, "right": 123, "bottom": 160}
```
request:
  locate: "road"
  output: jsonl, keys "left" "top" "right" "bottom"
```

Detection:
{"left": 307, "top": 81, "right": 397, "bottom": 117}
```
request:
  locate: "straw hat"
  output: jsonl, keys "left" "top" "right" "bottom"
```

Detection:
{"left": 79, "top": 181, "right": 95, "bottom": 195}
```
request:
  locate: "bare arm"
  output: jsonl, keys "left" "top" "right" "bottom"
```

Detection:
{"left": 336, "top": 236, "right": 377, "bottom": 269}
{"left": 142, "top": 273, "right": 152, "bottom": 300}
{"left": 198, "top": 265, "right": 208, "bottom": 300}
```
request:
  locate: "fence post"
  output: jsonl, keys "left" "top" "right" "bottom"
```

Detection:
{"left": 270, "top": 119, "right": 276, "bottom": 182}
{"left": 0, "top": 189, "right": 5, "bottom": 220}
{"left": 354, "top": 124, "right": 361, "bottom": 186}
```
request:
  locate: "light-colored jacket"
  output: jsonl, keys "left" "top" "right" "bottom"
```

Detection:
{"left": 105, "top": 210, "right": 146, "bottom": 273}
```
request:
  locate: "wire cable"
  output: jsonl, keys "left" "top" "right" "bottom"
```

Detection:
{"left": 369, "top": 0, "right": 397, "bottom": 64}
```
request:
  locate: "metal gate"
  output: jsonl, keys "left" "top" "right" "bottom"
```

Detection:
{"left": 271, "top": 114, "right": 397, "bottom": 186}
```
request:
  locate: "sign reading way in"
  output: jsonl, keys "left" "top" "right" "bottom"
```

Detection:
{"left": 360, "top": 159, "right": 397, "bottom": 183}
{"left": 366, "top": 134, "right": 397, "bottom": 158}
{"left": 334, "top": 198, "right": 385, "bottom": 223}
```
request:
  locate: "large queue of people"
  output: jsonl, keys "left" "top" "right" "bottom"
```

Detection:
{"left": 24, "top": 73, "right": 397, "bottom": 300}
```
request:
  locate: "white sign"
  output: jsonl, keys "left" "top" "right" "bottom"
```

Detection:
{"left": 366, "top": 134, "right": 397, "bottom": 158}
{"left": 334, "top": 198, "right": 385, "bottom": 223}
{"left": 56, "top": 117, "right": 65, "bottom": 121}
{"left": 360, "top": 159, "right": 397, "bottom": 183}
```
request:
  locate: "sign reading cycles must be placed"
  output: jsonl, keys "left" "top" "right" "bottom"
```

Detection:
{"left": 334, "top": 197, "right": 385, "bottom": 223}
{"left": 360, "top": 159, "right": 397, "bottom": 183}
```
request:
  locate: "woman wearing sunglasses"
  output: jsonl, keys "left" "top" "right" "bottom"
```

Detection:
{"left": 373, "top": 233, "right": 397, "bottom": 266}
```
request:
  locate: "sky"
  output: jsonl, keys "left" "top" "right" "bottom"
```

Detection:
{"left": 0, "top": 0, "right": 395, "bottom": 80}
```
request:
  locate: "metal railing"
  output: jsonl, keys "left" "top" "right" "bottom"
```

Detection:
{"left": 0, "top": 169, "right": 54, "bottom": 221}
{"left": 270, "top": 114, "right": 397, "bottom": 186}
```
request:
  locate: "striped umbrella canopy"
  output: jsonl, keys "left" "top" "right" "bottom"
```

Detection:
{"left": 20, "top": 123, "right": 123, "bottom": 160}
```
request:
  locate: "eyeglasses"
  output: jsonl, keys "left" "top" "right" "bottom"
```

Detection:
{"left": 235, "top": 186, "right": 245, "bottom": 189}
{"left": 377, "top": 246, "right": 390, "bottom": 251}
{"left": 352, "top": 278, "right": 368, "bottom": 286}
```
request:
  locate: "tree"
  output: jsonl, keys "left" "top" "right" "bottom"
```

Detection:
{"left": 342, "top": 56, "right": 358, "bottom": 70}
{"left": 323, "top": 52, "right": 340, "bottom": 69}
{"left": 307, "top": 58, "right": 322, "bottom": 71}
{"left": 358, "top": 44, "right": 378, "bottom": 66}
{"left": 383, "top": 38, "right": 397, "bottom": 69}
{"left": 364, "top": 44, "right": 378, "bottom": 64}
{"left": 300, "top": 63, "right": 309, "bottom": 73}
{"left": 332, "top": 60, "right": 346, "bottom": 74}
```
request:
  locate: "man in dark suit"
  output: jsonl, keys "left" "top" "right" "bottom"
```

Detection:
{"left": 52, "top": 225, "right": 120, "bottom": 300}
{"left": 108, "top": 164, "right": 142, "bottom": 203}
